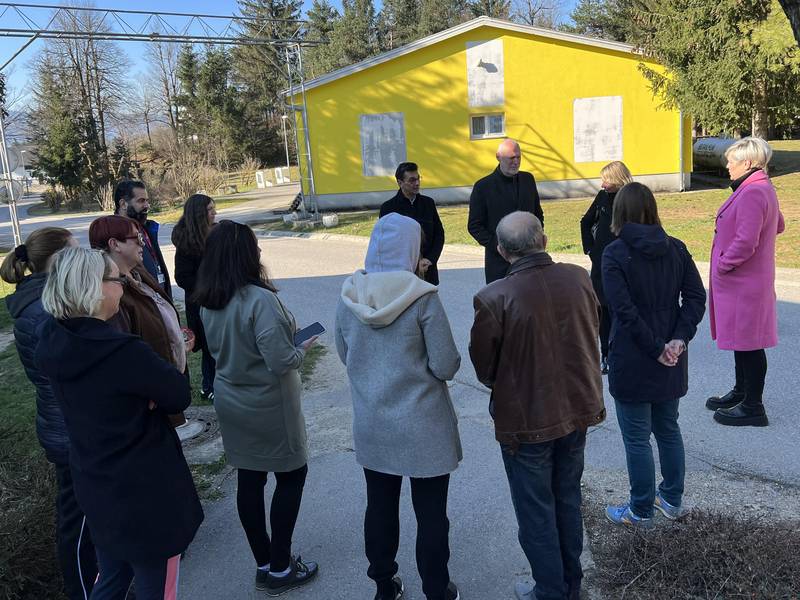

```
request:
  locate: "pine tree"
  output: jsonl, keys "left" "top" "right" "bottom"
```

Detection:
{"left": 328, "top": 0, "right": 379, "bottom": 65}
{"left": 417, "top": 0, "right": 470, "bottom": 36}
{"left": 377, "top": 0, "right": 420, "bottom": 50}
{"left": 304, "top": 0, "right": 342, "bottom": 78}
{"left": 560, "top": 0, "right": 630, "bottom": 41}
{"left": 469, "top": 0, "right": 511, "bottom": 19}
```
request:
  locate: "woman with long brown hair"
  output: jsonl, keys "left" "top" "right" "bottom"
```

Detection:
{"left": 172, "top": 194, "right": 217, "bottom": 401}
{"left": 2, "top": 227, "right": 98, "bottom": 600}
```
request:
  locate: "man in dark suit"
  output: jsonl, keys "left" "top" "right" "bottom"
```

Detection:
{"left": 379, "top": 162, "right": 445, "bottom": 285}
{"left": 468, "top": 139, "right": 544, "bottom": 283}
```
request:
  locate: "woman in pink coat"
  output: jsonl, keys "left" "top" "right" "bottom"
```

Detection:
{"left": 707, "top": 137, "right": 785, "bottom": 427}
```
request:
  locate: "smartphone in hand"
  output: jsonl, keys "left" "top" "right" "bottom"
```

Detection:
{"left": 294, "top": 322, "right": 325, "bottom": 346}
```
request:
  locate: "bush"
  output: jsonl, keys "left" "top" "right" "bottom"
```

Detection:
{"left": 589, "top": 510, "right": 800, "bottom": 599}
{"left": 40, "top": 188, "right": 64, "bottom": 212}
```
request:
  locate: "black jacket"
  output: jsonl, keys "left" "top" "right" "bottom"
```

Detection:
{"left": 174, "top": 248, "right": 207, "bottom": 352}
{"left": 379, "top": 191, "right": 445, "bottom": 285}
{"left": 602, "top": 224, "right": 706, "bottom": 403}
{"left": 142, "top": 219, "right": 172, "bottom": 301}
{"left": 35, "top": 317, "right": 203, "bottom": 562}
{"left": 579, "top": 189, "right": 617, "bottom": 305}
{"left": 6, "top": 273, "right": 69, "bottom": 464}
{"left": 468, "top": 167, "right": 544, "bottom": 283}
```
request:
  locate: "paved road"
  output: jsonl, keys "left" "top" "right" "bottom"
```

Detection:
{"left": 0, "top": 184, "right": 300, "bottom": 248}
{"left": 173, "top": 235, "right": 799, "bottom": 600}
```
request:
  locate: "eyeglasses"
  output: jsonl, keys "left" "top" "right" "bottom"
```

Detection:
{"left": 103, "top": 275, "right": 127, "bottom": 286}
{"left": 119, "top": 233, "right": 145, "bottom": 246}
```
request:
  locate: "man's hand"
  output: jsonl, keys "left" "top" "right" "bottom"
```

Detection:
{"left": 418, "top": 258, "right": 432, "bottom": 272}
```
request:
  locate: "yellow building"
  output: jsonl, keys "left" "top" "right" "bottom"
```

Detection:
{"left": 288, "top": 17, "right": 692, "bottom": 209}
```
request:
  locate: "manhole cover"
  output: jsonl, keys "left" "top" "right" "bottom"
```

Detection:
{"left": 177, "top": 407, "right": 220, "bottom": 448}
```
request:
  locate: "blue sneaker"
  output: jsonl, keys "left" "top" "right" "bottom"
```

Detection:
{"left": 605, "top": 503, "right": 652, "bottom": 527}
{"left": 654, "top": 492, "right": 689, "bottom": 520}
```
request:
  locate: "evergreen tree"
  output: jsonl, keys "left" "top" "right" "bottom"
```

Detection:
{"left": 304, "top": 0, "right": 342, "bottom": 78}
{"left": 560, "top": 0, "right": 630, "bottom": 41}
{"left": 328, "top": 0, "right": 379, "bottom": 65}
{"left": 377, "top": 0, "right": 420, "bottom": 50}
{"left": 469, "top": 0, "right": 511, "bottom": 19}
{"left": 631, "top": 0, "right": 800, "bottom": 137}
{"left": 417, "top": 0, "right": 470, "bottom": 36}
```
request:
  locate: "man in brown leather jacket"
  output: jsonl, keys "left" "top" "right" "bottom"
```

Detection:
{"left": 469, "top": 211, "right": 605, "bottom": 600}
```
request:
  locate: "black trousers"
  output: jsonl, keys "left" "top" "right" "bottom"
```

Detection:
{"left": 363, "top": 468, "right": 451, "bottom": 600}
{"left": 54, "top": 463, "right": 98, "bottom": 600}
{"left": 236, "top": 465, "right": 308, "bottom": 572}
{"left": 734, "top": 349, "right": 768, "bottom": 406}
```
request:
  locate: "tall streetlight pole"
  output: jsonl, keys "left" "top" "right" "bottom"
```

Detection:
{"left": 280, "top": 115, "right": 290, "bottom": 170}
{"left": 19, "top": 150, "right": 28, "bottom": 193}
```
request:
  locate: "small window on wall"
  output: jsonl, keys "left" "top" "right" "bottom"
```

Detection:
{"left": 470, "top": 114, "right": 505, "bottom": 139}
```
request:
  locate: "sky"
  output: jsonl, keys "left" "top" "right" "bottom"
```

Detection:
{"left": 0, "top": 0, "right": 579, "bottom": 110}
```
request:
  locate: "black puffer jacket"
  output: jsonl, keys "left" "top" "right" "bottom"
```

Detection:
{"left": 6, "top": 272, "right": 69, "bottom": 464}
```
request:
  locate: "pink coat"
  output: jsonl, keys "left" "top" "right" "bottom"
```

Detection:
{"left": 709, "top": 170, "right": 785, "bottom": 350}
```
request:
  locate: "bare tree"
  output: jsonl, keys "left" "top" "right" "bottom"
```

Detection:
{"left": 513, "top": 0, "right": 564, "bottom": 27}
{"left": 145, "top": 42, "right": 181, "bottom": 136}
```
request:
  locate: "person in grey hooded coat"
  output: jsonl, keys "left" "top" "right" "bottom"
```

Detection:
{"left": 335, "top": 213, "right": 462, "bottom": 600}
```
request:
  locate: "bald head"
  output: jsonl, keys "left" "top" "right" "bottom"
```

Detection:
{"left": 496, "top": 138, "right": 522, "bottom": 176}
{"left": 496, "top": 211, "right": 545, "bottom": 262}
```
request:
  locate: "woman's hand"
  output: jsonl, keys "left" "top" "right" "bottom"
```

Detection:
{"left": 182, "top": 328, "right": 196, "bottom": 353}
{"left": 300, "top": 335, "right": 319, "bottom": 351}
{"left": 657, "top": 340, "right": 685, "bottom": 367}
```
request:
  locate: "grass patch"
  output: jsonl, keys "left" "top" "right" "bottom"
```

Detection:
{"left": 300, "top": 343, "right": 327, "bottom": 383}
{"left": 260, "top": 140, "right": 800, "bottom": 268}
{"left": 189, "top": 455, "right": 228, "bottom": 502}
{"left": 587, "top": 508, "right": 800, "bottom": 599}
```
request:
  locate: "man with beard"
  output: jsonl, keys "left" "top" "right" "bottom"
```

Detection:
{"left": 113, "top": 180, "right": 172, "bottom": 300}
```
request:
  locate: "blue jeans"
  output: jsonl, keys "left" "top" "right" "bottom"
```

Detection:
{"left": 501, "top": 429, "right": 586, "bottom": 600}
{"left": 615, "top": 399, "right": 685, "bottom": 518}
{"left": 201, "top": 348, "right": 216, "bottom": 395}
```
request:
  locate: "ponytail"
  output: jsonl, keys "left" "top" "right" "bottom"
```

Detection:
{"left": 0, "top": 227, "right": 74, "bottom": 284}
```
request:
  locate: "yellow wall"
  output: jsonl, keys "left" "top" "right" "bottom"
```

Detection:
{"left": 294, "top": 26, "right": 685, "bottom": 196}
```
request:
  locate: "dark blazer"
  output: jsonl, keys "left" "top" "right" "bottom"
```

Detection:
{"left": 579, "top": 189, "right": 617, "bottom": 305}
{"left": 142, "top": 219, "right": 172, "bottom": 300}
{"left": 470, "top": 252, "right": 605, "bottom": 446}
{"left": 468, "top": 166, "right": 544, "bottom": 283}
{"left": 5, "top": 273, "right": 69, "bottom": 464}
{"left": 379, "top": 191, "right": 445, "bottom": 285}
{"left": 174, "top": 248, "right": 207, "bottom": 352}
{"left": 35, "top": 317, "right": 203, "bottom": 562}
{"left": 602, "top": 224, "right": 706, "bottom": 403}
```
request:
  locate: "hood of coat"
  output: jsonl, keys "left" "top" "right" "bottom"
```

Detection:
{"left": 619, "top": 223, "right": 670, "bottom": 259}
{"left": 6, "top": 272, "right": 47, "bottom": 319}
{"left": 36, "top": 316, "right": 136, "bottom": 382}
{"left": 365, "top": 212, "right": 421, "bottom": 274}
{"left": 341, "top": 269, "right": 436, "bottom": 328}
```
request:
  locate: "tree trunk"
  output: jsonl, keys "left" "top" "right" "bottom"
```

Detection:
{"left": 777, "top": 0, "right": 800, "bottom": 45}
{"left": 751, "top": 79, "right": 770, "bottom": 140}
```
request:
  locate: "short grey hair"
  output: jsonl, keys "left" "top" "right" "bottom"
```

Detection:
{"left": 42, "top": 247, "right": 113, "bottom": 320}
{"left": 496, "top": 211, "right": 545, "bottom": 257}
{"left": 725, "top": 137, "right": 772, "bottom": 172}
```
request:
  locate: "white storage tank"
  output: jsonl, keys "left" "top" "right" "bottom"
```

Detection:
{"left": 693, "top": 137, "right": 736, "bottom": 170}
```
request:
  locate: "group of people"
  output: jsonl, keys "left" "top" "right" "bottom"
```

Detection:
{"left": 2, "top": 134, "right": 784, "bottom": 600}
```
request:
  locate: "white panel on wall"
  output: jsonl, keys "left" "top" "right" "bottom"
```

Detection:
{"left": 573, "top": 96, "right": 623, "bottom": 163}
{"left": 359, "top": 113, "right": 407, "bottom": 177}
{"left": 466, "top": 39, "right": 505, "bottom": 107}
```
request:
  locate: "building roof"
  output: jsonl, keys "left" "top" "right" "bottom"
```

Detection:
{"left": 292, "top": 16, "right": 637, "bottom": 94}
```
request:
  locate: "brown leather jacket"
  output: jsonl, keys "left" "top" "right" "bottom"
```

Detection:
{"left": 469, "top": 252, "right": 605, "bottom": 447}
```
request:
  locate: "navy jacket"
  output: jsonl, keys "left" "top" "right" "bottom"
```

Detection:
{"left": 602, "top": 224, "right": 706, "bottom": 403}
{"left": 6, "top": 273, "right": 69, "bottom": 464}
{"left": 142, "top": 219, "right": 172, "bottom": 301}
{"left": 579, "top": 189, "right": 617, "bottom": 305}
{"left": 36, "top": 317, "right": 203, "bottom": 561}
{"left": 379, "top": 191, "right": 445, "bottom": 285}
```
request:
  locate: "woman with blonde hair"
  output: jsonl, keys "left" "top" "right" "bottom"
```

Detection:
{"left": 36, "top": 246, "right": 203, "bottom": 600}
{"left": 580, "top": 161, "right": 634, "bottom": 373}
{"left": 2, "top": 228, "right": 96, "bottom": 600}
{"left": 706, "top": 137, "right": 784, "bottom": 427}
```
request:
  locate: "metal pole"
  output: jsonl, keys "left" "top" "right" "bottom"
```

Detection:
{"left": 281, "top": 115, "right": 290, "bottom": 169}
{"left": 0, "top": 111, "right": 22, "bottom": 247}
{"left": 20, "top": 150, "right": 27, "bottom": 193}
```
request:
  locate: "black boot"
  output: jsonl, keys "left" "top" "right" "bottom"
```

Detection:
{"left": 705, "top": 388, "right": 744, "bottom": 411}
{"left": 713, "top": 401, "right": 769, "bottom": 427}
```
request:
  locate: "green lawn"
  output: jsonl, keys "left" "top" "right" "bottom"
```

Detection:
{"left": 263, "top": 140, "right": 800, "bottom": 268}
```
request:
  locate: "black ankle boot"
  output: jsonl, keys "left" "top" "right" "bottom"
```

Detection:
{"left": 705, "top": 388, "right": 745, "bottom": 411}
{"left": 713, "top": 401, "right": 769, "bottom": 427}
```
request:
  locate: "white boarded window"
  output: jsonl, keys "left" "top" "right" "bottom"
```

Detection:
{"left": 470, "top": 113, "right": 505, "bottom": 139}
{"left": 360, "top": 113, "right": 407, "bottom": 177}
{"left": 573, "top": 96, "right": 623, "bottom": 163}
{"left": 466, "top": 39, "right": 505, "bottom": 107}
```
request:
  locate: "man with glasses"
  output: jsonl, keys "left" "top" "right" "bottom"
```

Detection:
{"left": 468, "top": 139, "right": 544, "bottom": 284}
{"left": 113, "top": 180, "right": 172, "bottom": 300}
{"left": 379, "top": 162, "right": 445, "bottom": 285}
